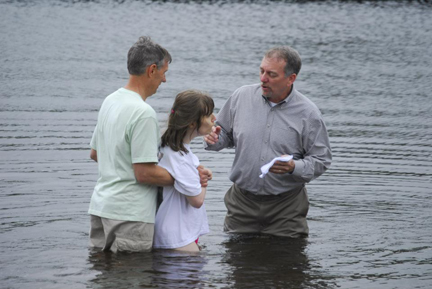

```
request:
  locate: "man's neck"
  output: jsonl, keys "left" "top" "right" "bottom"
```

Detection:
{"left": 124, "top": 75, "right": 150, "bottom": 101}
{"left": 268, "top": 85, "right": 293, "bottom": 104}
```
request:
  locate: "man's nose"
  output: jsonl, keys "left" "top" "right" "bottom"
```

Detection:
{"left": 260, "top": 73, "right": 268, "bottom": 83}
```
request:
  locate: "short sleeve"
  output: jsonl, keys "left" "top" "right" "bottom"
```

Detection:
{"left": 129, "top": 117, "right": 160, "bottom": 164}
{"left": 159, "top": 149, "right": 202, "bottom": 197}
{"left": 90, "top": 124, "right": 97, "bottom": 150}
{"left": 173, "top": 160, "right": 202, "bottom": 196}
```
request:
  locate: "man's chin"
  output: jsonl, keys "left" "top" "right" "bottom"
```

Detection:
{"left": 261, "top": 87, "right": 272, "bottom": 96}
{"left": 262, "top": 91, "right": 271, "bottom": 98}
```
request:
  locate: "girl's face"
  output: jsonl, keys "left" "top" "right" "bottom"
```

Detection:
{"left": 198, "top": 113, "right": 216, "bottom": 136}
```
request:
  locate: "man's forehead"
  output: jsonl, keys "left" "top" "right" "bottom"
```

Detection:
{"left": 260, "top": 57, "right": 286, "bottom": 70}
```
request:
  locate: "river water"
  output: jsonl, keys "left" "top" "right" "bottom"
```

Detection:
{"left": 1, "top": 0, "right": 432, "bottom": 288}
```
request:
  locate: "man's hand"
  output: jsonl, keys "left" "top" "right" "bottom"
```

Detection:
{"left": 269, "top": 155, "right": 295, "bottom": 175}
{"left": 197, "top": 165, "right": 212, "bottom": 187}
{"left": 204, "top": 126, "right": 221, "bottom": 145}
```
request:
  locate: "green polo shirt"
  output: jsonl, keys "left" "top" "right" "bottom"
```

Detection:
{"left": 89, "top": 88, "right": 160, "bottom": 223}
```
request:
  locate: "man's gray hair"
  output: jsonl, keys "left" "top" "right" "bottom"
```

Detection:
{"left": 127, "top": 36, "right": 172, "bottom": 75}
{"left": 265, "top": 46, "right": 302, "bottom": 77}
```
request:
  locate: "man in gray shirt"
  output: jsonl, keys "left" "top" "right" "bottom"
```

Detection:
{"left": 204, "top": 46, "right": 332, "bottom": 238}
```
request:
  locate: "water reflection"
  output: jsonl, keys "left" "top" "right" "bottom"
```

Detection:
{"left": 222, "top": 235, "right": 334, "bottom": 289}
{"left": 87, "top": 249, "right": 209, "bottom": 288}
{"left": 151, "top": 250, "right": 209, "bottom": 288}
{"left": 87, "top": 237, "right": 337, "bottom": 289}
{"left": 87, "top": 250, "right": 154, "bottom": 288}
{"left": 1, "top": 0, "right": 432, "bottom": 287}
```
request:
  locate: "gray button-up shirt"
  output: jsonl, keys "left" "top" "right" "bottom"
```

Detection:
{"left": 205, "top": 83, "right": 332, "bottom": 195}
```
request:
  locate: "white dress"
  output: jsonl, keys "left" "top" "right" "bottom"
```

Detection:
{"left": 153, "top": 144, "right": 209, "bottom": 249}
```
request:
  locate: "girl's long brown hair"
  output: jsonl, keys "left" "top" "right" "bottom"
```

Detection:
{"left": 161, "top": 90, "right": 214, "bottom": 154}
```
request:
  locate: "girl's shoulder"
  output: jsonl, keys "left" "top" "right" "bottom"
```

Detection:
{"left": 160, "top": 145, "right": 199, "bottom": 168}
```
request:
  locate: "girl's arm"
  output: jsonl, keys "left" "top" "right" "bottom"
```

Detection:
{"left": 186, "top": 187, "right": 207, "bottom": 209}
{"left": 185, "top": 167, "right": 211, "bottom": 208}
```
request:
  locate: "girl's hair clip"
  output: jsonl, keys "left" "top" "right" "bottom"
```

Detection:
{"left": 171, "top": 109, "right": 175, "bottom": 114}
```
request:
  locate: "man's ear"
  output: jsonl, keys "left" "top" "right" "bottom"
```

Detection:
{"left": 287, "top": 73, "right": 297, "bottom": 86}
{"left": 147, "top": 64, "right": 158, "bottom": 77}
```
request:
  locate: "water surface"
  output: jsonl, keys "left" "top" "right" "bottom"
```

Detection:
{"left": 1, "top": 0, "right": 432, "bottom": 288}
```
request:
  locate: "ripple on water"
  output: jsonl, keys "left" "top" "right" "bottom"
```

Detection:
{"left": 1, "top": 0, "right": 432, "bottom": 288}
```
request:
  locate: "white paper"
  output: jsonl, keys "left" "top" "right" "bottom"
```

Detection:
{"left": 259, "top": 155, "right": 293, "bottom": 178}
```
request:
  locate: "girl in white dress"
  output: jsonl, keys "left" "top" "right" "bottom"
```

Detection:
{"left": 153, "top": 90, "right": 215, "bottom": 252}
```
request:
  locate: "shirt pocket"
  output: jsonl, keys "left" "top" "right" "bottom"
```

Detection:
{"left": 271, "top": 125, "right": 303, "bottom": 158}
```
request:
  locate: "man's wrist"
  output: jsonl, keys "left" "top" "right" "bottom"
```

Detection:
{"left": 291, "top": 160, "right": 303, "bottom": 177}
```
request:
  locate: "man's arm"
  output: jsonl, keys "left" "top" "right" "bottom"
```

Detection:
{"left": 270, "top": 112, "right": 331, "bottom": 181}
{"left": 290, "top": 112, "right": 332, "bottom": 182}
{"left": 204, "top": 92, "right": 236, "bottom": 151}
{"left": 133, "top": 163, "right": 211, "bottom": 188}
{"left": 204, "top": 122, "right": 234, "bottom": 151}
{"left": 90, "top": 149, "right": 98, "bottom": 162}
{"left": 133, "top": 163, "right": 174, "bottom": 187}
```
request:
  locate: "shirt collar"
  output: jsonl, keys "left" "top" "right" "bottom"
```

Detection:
{"left": 261, "top": 85, "right": 295, "bottom": 107}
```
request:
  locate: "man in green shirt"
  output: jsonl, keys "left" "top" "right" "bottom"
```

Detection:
{"left": 88, "top": 36, "right": 209, "bottom": 253}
